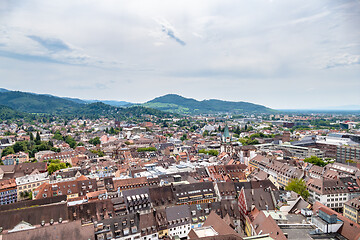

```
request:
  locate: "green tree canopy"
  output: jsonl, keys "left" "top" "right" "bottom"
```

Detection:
{"left": 12, "top": 141, "right": 28, "bottom": 153}
{"left": 64, "top": 136, "right": 77, "bottom": 149}
{"left": 30, "top": 132, "right": 34, "bottom": 141}
{"left": 89, "top": 137, "right": 101, "bottom": 146}
{"left": 180, "top": 134, "right": 187, "bottom": 141}
{"left": 1, "top": 146, "right": 15, "bottom": 157}
{"left": 285, "top": 178, "right": 309, "bottom": 200}
{"left": 137, "top": 147, "right": 157, "bottom": 152}
{"left": 53, "top": 131, "right": 64, "bottom": 141}
{"left": 198, "top": 149, "right": 218, "bottom": 156}
{"left": 47, "top": 161, "right": 68, "bottom": 174}
{"left": 238, "top": 138, "right": 259, "bottom": 146}
{"left": 304, "top": 156, "right": 327, "bottom": 167}
{"left": 35, "top": 131, "right": 41, "bottom": 145}
{"left": 202, "top": 130, "right": 209, "bottom": 137}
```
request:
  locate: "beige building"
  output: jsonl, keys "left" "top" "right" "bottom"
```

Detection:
{"left": 343, "top": 196, "right": 360, "bottom": 224}
{"left": 15, "top": 171, "right": 49, "bottom": 201}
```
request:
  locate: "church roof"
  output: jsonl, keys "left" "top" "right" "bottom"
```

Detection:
{"left": 223, "top": 125, "right": 230, "bottom": 138}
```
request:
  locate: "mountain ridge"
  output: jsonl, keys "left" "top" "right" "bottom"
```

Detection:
{"left": 0, "top": 90, "right": 173, "bottom": 120}
{"left": 0, "top": 89, "right": 273, "bottom": 116}
{"left": 144, "top": 94, "right": 273, "bottom": 114}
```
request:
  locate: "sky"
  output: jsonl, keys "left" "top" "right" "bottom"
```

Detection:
{"left": 0, "top": 0, "right": 359, "bottom": 109}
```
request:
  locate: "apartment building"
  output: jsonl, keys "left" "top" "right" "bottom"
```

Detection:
{"left": 343, "top": 196, "right": 360, "bottom": 224}
{"left": 307, "top": 177, "right": 360, "bottom": 212}
{"left": 336, "top": 145, "right": 360, "bottom": 163}
{"left": 0, "top": 178, "right": 17, "bottom": 205}
{"left": 15, "top": 172, "right": 49, "bottom": 201}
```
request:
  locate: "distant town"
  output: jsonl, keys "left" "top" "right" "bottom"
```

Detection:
{"left": 1, "top": 97, "right": 360, "bottom": 240}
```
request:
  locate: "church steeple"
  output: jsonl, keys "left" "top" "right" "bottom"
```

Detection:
{"left": 222, "top": 124, "right": 231, "bottom": 143}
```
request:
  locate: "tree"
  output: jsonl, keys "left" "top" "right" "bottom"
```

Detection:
{"left": 35, "top": 131, "right": 41, "bottom": 145}
{"left": 202, "top": 130, "right": 209, "bottom": 137}
{"left": 285, "top": 178, "right": 309, "bottom": 200}
{"left": 48, "top": 160, "right": 68, "bottom": 174}
{"left": 110, "top": 127, "right": 115, "bottom": 134}
{"left": 1, "top": 146, "right": 14, "bottom": 157}
{"left": 198, "top": 149, "right": 218, "bottom": 156}
{"left": 13, "top": 141, "right": 28, "bottom": 153}
{"left": 239, "top": 138, "right": 259, "bottom": 146}
{"left": 304, "top": 156, "right": 327, "bottom": 167}
{"left": 30, "top": 132, "right": 34, "bottom": 141}
{"left": 180, "top": 134, "right": 187, "bottom": 141}
{"left": 137, "top": 147, "right": 157, "bottom": 152}
{"left": 208, "top": 150, "right": 219, "bottom": 156}
{"left": 53, "top": 131, "right": 63, "bottom": 141}
{"left": 65, "top": 136, "right": 77, "bottom": 149}
{"left": 90, "top": 149, "right": 105, "bottom": 157}
{"left": 89, "top": 137, "right": 101, "bottom": 146}
{"left": 234, "top": 126, "right": 241, "bottom": 135}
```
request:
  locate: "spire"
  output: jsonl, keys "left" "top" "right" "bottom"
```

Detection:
{"left": 222, "top": 124, "right": 231, "bottom": 143}
{"left": 223, "top": 124, "right": 230, "bottom": 138}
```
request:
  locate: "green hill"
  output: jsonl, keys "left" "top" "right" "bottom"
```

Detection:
{"left": 0, "top": 91, "right": 173, "bottom": 120}
{"left": 0, "top": 91, "right": 81, "bottom": 114}
{"left": 144, "top": 94, "right": 273, "bottom": 114}
{"left": 0, "top": 105, "right": 35, "bottom": 121}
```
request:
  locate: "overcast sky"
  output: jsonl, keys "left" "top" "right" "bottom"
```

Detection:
{"left": 0, "top": 0, "right": 359, "bottom": 109}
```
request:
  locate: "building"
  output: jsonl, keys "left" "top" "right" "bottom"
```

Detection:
{"left": 343, "top": 196, "right": 360, "bottom": 224}
{"left": 252, "top": 158, "right": 304, "bottom": 189}
{"left": 139, "top": 212, "right": 158, "bottom": 240}
{"left": 94, "top": 212, "right": 140, "bottom": 240}
{"left": 1, "top": 220, "right": 95, "bottom": 240}
{"left": 173, "top": 182, "right": 216, "bottom": 205}
{"left": 0, "top": 178, "right": 17, "bottom": 205}
{"left": 313, "top": 201, "right": 360, "bottom": 240}
{"left": 311, "top": 207, "right": 343, "bottom": 233}
{"left": 245, "top": 209, "right": 287, "bottom": 239}
{"left": 238, "top": 187, "right": 278, "bottom": 228}
{"left": 122, "top": 187, "right": 151, "bottom": 214}
{"left": 32, "top": 175, "right": 97, "bottom": 200}
{"left": 1, "top": 152, "right": 29, "bottom": 165}
{"left": 256, "top": 143, "right": 324, "bottom": 159}
{"left": 307, "top": 177, "right": 360, "bottom": 212}
{"left": 38, "top": 150, "right": 79, "bottom": 163}
{"left": 336, "top": 145, "right": 360, "bottom": 163}
{"left": 166, "top": 205, "right": 191, "bottom": 239}
{"left": 16, "top": 172, "right": 49, "bottom": 201}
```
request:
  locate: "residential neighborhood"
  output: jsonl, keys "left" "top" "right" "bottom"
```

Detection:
{"left": 0, "top": 112, "right": 360, "bottom": 240}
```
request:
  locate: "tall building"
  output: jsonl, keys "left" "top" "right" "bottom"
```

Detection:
{"left": 343, "top": 196, "right": 360, "bottom": 224}
{"left": 336, "top": 145, "right": 360, "bottom": 163}
{"left": 0, "top": 178, "right": 17, "bottom": 205}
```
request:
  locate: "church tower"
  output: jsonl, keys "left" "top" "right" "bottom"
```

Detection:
{"left": 221, "top": 124, "right": 233, "bottom": 153}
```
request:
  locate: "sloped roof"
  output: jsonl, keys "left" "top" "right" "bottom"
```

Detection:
{"left": 313, "top": 201, "right": 360, "bottom": 240}
{"left": 203, "top": 211, "right": 240, "bottom": 237}
{"left": 2, "top": 220, "right": 94, "bottom": 240}
{"left": 252, "top": 211, "right": 287, "bottom": 240}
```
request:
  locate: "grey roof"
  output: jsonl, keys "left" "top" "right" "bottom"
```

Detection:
{"left": 244, "top": 188, "right": 276, "bottom": 212}
{"left": 166, "top": 205, "right": 191, "bottom": 222}
{"left": 2, "top": 220, "right": 95, "bottom": 240}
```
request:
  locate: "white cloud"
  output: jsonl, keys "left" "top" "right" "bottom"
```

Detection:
{"left": 325, "top": 54, "right": 360, "bottom": 69}
{"left": 0, "top": 0, "right": 359, "bottom": 108}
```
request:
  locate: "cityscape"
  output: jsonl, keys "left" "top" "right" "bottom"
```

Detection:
{"left": 1, "top": 1, "right": 360, "bottom": 240}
